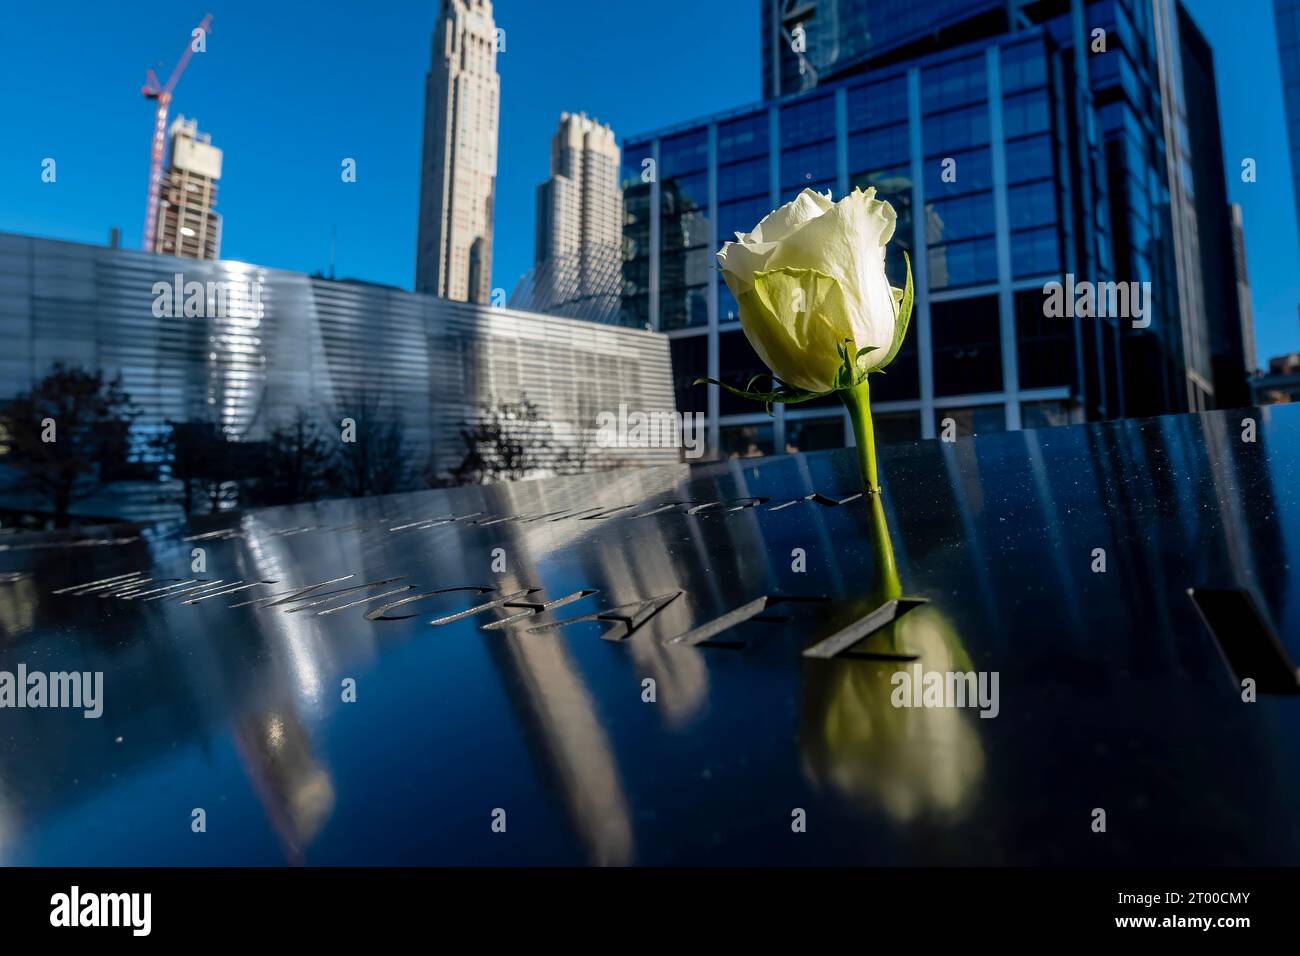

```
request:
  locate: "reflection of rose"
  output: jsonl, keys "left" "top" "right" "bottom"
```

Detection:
{"left": 801, "top": 605, "right": 985, "bottom": 822}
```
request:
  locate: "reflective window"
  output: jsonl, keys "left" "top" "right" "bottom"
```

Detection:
{"left": 624, "top": 212, "right": 650, "bottom": 254}
{"left": 926, "top": 192, "right": 995, "bottom": 245}
{"left": 852, "top": 164, "right": 911, "bottom": 196}
{"left": 1021, "top": 400, "right": 1074, "bottom": 429}
{"left": 1124, "top": 171, "right": 1150, "bottom": 223}
{"left": 718, "top": 112, "right": 768, "bottom": 162}
{"left": 669, "top": 335, "right": 709, "bottom": 414}
{"left": 658, "top": 129, "right": 711, "bottom": 334}
{"left": 925, "top": 147, "right": 992, "bottom": 197}
{"left": 660, "top": 173, "right": 707, "bottom": 214}
{"left": 622, "top": 143, "right": 653, "bottom": 189}
{"left": 849, "top": 123, "right": 910, "bottom": 169}
{"left": 660, "top": 129, "right": 708, "bottom": 178}
{"left": 1002, "top": 91, "right": 1051, "bottom": 139}
{"left": 922, "top": 55, "right": 986, "bottom": 114}
{"left": 719, "top": 283, "right": 740, "bottom": 324}
{"left": 720, "top": 422, "right": 773, "bottom": 459}
{"left": 718, "top": 330, "right": 770, "bottom": 415}
{"left": 1007, "top": 180, "right": 1057, "bottom": 230}
{"left": 1090, "top": 48, "right": 1121, "bottom": 87}
{"left": 1097, "top": 100, "right": 1125, "bottom": 134}
{"left": 1011, "top": 226, "right": 1059, "bottom": 277}
{"left": 781, "top": 140, "right": 838, "bottom": 189}
{"left": 873, "top": 410, "right": 922, "bottom": 443}
{"left": 1129, "top": 216, "right": 1152, "bottom": 256}
{"left": 717, "top": 195, "right": 775, "bottom": 243}
{"left": 1004, "top": 134, "right": 1054, "bottom": 184}
{"left": 780, "top": 95, "right": 835, "bottom": 148}
{"left": 923, "top": 103, "right": 990, "bottom": 154}
{"left": 621, "top": 143, "right": 654, "bottom": 307}
{"left": 846, "top": 75, "right": 908, "bottom": 131}
{"left": 935, "top": 404, "right": 1006, "bottom": 436}
{"left": 622, "top": 255, "right": 649, "bottom": 289}
{"left": 1014, "top": 288, "right": 1071, "bottom": 389}
{"left": 785, "top": 416, "right": 846, "bottom": 453}
{"left": 1119, "top": 52, "right": 1144, "bottom": 109}
{"left": 1001, "top": 41, "right": 1047, "bottom": 94}
{"left": 660, "top": 283, "right": 708, "bottom": 331}
{"left": 620, "top": 292, "right": 649, "bottom": 328}
{"left": 1121, "top": 132, "right": 1147, "bottom": 178}
{"left": 660, "top": 210, "right": 710, "bottom": 251}
{"left": 717, "top": 157, "right": 768, "bottom": 202}
{"left": 931, "top": 295, "right": 1003, "bottom": 395}
{"left": 928, "top": 237, "right": 998, "bottom": 289}
{"left": 870, "top": 316, "right": 919, "bottom": 402}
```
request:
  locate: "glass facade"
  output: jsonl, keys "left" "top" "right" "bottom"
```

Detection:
{"left": 626, "top": 0, "right": 1236, "bottom": 459}
{"left": 657, "top": 130, "right": 710, "bottom": 331}
{"left": 1277, "top": 0, "right": 1300, "bottom": 251}
{"left": 761, "top": 0, "right": 1008, "bottom": 99}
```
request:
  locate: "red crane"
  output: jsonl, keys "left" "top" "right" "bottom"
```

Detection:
{"left": 141, "top": 14, "right": 213, "bottom": 252}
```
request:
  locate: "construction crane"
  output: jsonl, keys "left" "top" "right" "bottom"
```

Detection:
{"left": 141, "top": 14, "right": 213, "bottom": 253}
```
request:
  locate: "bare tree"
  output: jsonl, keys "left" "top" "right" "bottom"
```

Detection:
{"left": 450, "top": 394, "right": 555, "bottom": 485}
{"left": 0, "top": 364, "right": 142, "bottom": 526}
{"left": 153, "top": 420, "right": 265, "bottom": 514}
{"left": 332, "top": 390, "right": 411, "bottom": 497}
{"left": 247, "top": 409, "right": 338, "bottom": 506}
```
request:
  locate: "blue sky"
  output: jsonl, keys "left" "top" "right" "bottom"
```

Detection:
{"left": 1, "top": 0, "right": 1296, "bottom": 363}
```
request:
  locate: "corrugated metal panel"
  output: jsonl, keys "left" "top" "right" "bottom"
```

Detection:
{"left": 0, "top": 234, "right": 681, "bottom": 517}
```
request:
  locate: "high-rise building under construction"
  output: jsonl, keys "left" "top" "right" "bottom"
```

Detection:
{"left": 153, "top": 114, "right": 222, "bottom": 261}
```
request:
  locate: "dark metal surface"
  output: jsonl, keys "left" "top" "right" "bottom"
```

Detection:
{"left": 1, "top": 405, "right": 1298, "bottom": 865}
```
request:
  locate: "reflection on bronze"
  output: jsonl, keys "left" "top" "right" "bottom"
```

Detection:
{"left": 234, "top": 707, "right": 336, "bottom": 865}
{"left": 6, "top": 406, "right": 1297, "bottom": 863}
{"left": 524, "top": 591, "right": 683, "bottom": 641}
{"left": 801, "top": 493, "right": 985, "bottom": 822}
{"left": 801, "top": 610, "right": 986, "bottom": 822}
{"left": 671, "top": 595, "right": 831, "bottom": 647}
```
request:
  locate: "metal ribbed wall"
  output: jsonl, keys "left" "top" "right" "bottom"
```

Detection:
{"left": 0, "top": 232, "right": 681, "bottom": 485}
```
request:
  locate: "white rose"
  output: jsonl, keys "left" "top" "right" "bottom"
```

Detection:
{"left": 716, "top": 187, "right": 910, "bottom": 393}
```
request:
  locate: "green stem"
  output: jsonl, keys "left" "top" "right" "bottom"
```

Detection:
{"left": 841, "top": 378, "right": 879, "bottom": 495}
{"left": 841, "top": 378, "right": 901, "bottom": 601}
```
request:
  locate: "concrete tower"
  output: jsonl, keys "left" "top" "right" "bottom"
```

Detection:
{"left": 415, "top": 0, "right": 500, "bottom": 303}
{"left": 154, "top": 115, "right": 222, "bottom": 261}
{"left": 533, "top": 112, "right": 623, "bottom": 322}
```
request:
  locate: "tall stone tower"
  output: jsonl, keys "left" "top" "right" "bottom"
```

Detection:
{"left": 533, "top": 112, "right": 623, "bottom": 322}
{"left": 415, "top": 0, "right": 500, "bottom": 302}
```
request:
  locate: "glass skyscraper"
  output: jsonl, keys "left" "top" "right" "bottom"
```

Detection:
{"left": 761, "top": 0, "right": 1010, "bottom": 99}
{"left": 1275, "top": 0, "right": 1300, "bottom": 249}
{"left": 623, "top": 0, "right": 1246, "bottom": 458}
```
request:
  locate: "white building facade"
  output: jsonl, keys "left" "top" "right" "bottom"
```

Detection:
{"left": 531, "top": 113, "right": 624, "bottom": 323}
{"left": 415, "top": 0, "right": 500, "bottom": 303}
